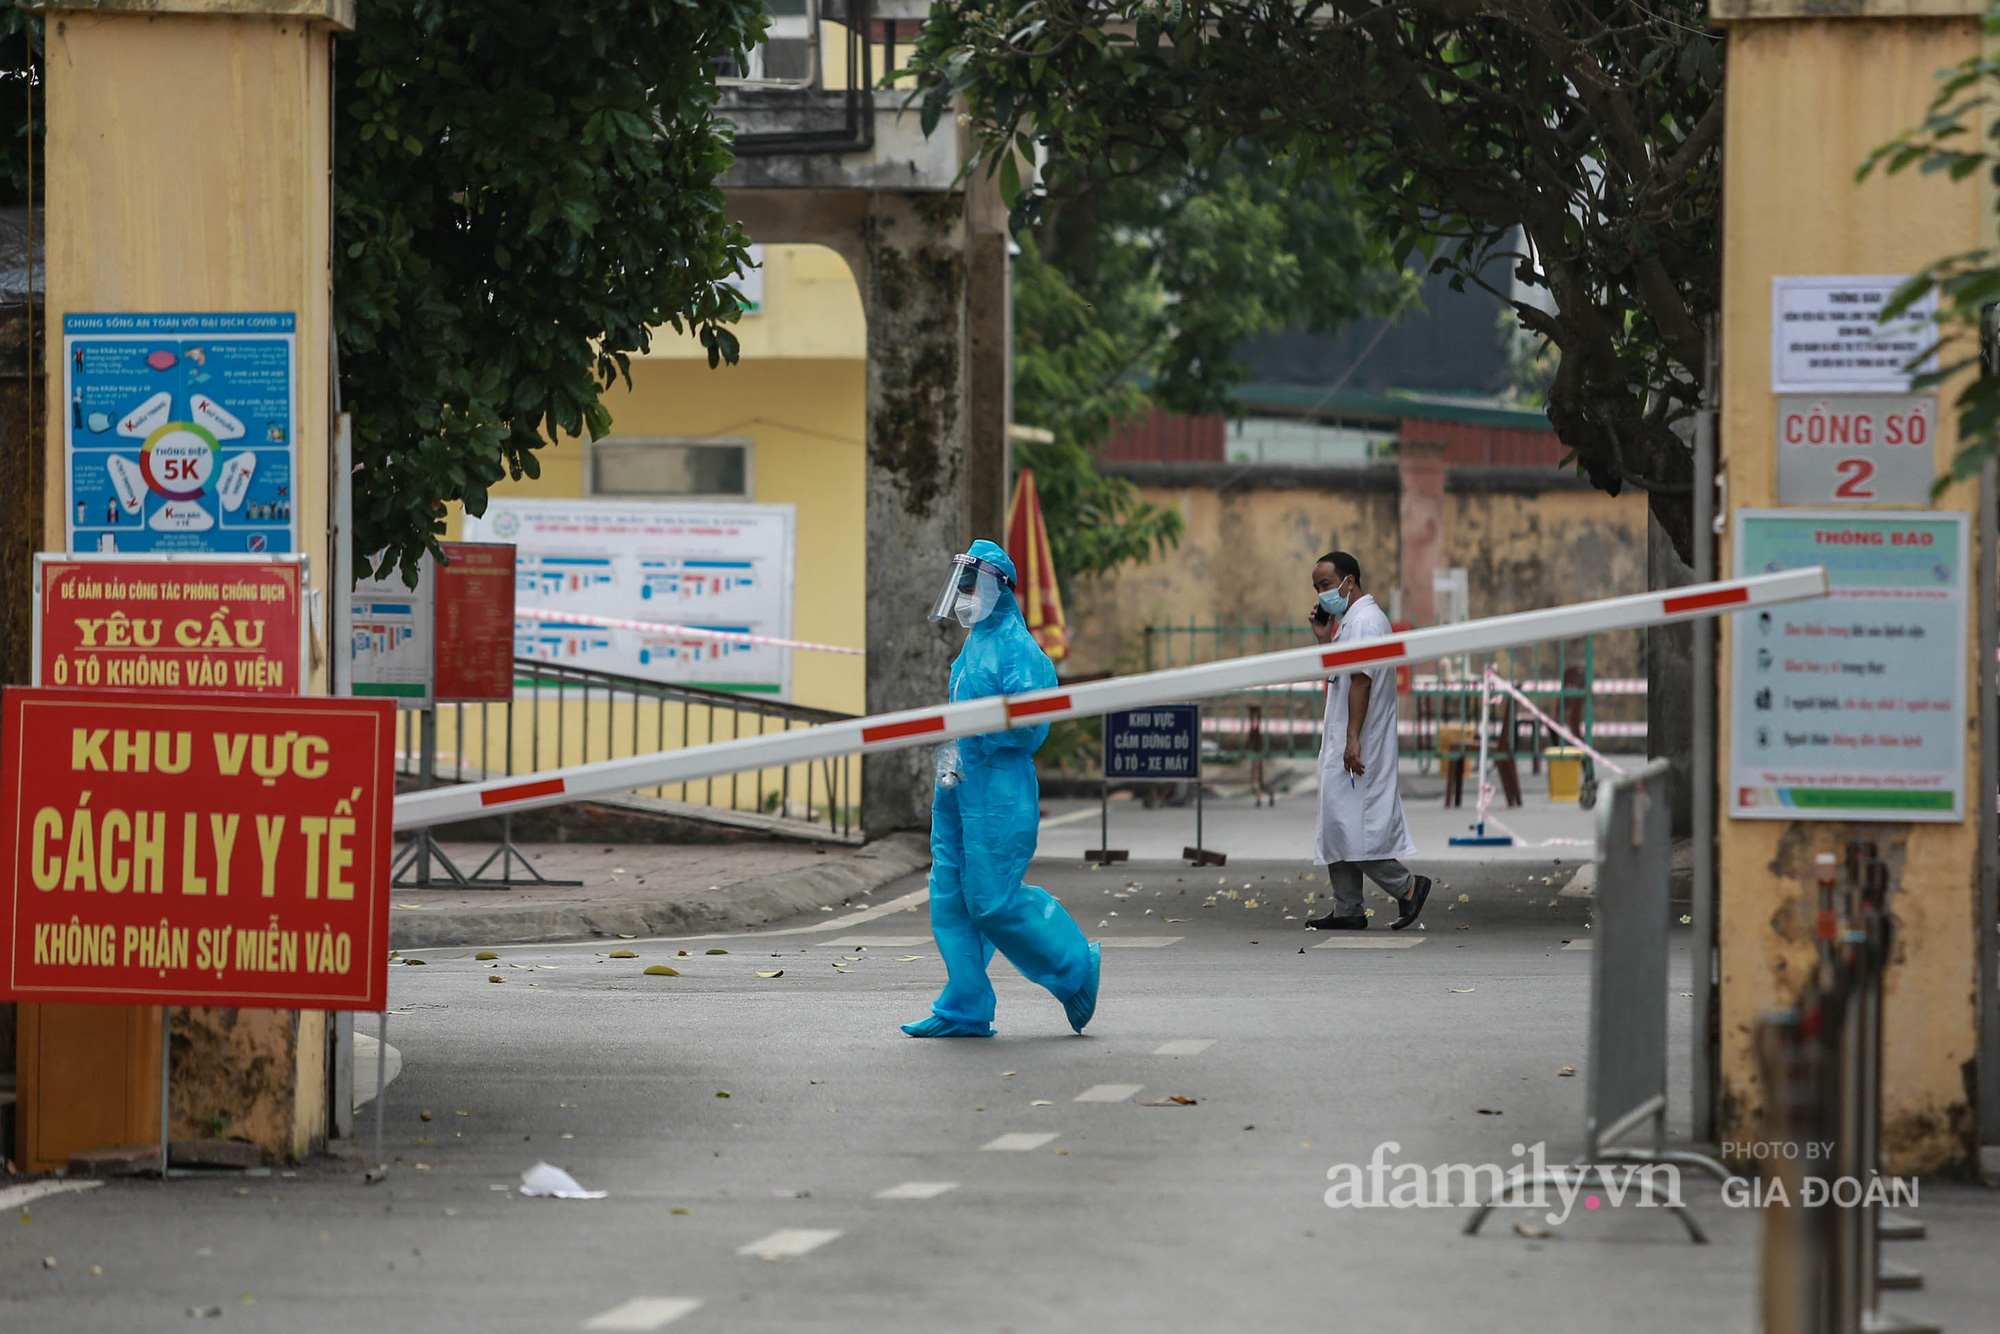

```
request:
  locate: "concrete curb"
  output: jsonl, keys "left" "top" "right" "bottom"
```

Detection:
{"left": 389, "top": 832, "right": 931, "bottom": 950}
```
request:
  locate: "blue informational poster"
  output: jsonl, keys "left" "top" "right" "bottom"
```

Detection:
{"left": 63, "top": 312, "right": 297, "bottom": 554}
{"left": 1104, "top": 705, "right": 1201, "bottom": 780}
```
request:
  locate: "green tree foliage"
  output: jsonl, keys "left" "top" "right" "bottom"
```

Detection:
{"left": 337, "top": 1, "right": 764, "bottom": 582}
{"left": 1863, "top": 0, "right": 2000, "bottom": 490}
{"left": 0, "top": 7, "right": 37, "bottom": 209}
{"left": 909, "top": 0, "right": 1726, "bottom": 563}
{"left": 0, "top": 1, "right": 763, "bottom": 584}
{"left": 1011, "top": 147, "right": 1406, "bottom": 581}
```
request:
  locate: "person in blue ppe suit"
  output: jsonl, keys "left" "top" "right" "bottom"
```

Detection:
{"left": 902, "top": 540, "right": 1101, "bottom": 1038}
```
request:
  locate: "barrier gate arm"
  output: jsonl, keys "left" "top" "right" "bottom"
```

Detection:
{"left": 392, "top": 566, "right": 1829, "bottom": 833}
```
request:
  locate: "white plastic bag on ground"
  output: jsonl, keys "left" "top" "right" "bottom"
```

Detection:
{"left": 519, "top": 1162, "right": 607, "bottom": 1199}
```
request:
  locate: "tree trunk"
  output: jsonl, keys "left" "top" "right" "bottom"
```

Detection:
{"left": 863, "top": 193, "right": 972, "bottom": 836}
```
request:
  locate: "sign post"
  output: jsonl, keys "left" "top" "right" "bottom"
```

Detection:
{"left": 433, "top": 542, "right": 516, "bottom": 704}
{"left": 1093, "top": 705, "right": 1220, "bottom": 867}
{"left": 0, "top": 688, "right": 397, "bottom": 1011}
{"left": 432, "top": 541, "right": 575, "bottom": 887}
{"left": 34, "top": 554, "right": 309, "bottom": 694}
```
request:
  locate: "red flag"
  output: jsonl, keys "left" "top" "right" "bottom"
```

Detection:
{"left": 1005, "top": 468, "right": 1069, "bottom": 661}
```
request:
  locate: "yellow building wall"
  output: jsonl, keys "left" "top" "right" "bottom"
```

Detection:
{"left": 440, "top": 244, "right": 866, "bottom": 822}
{"left": 454, "top": 244, "right": 868, "bottom": 719}
{"left": 1716, "top": 16, "right": 1986, "bottom": 1172}
{"left": 1065, "top": 480, "right": 1650, "bottom": 682}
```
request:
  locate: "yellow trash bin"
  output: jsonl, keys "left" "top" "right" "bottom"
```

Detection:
{"left": 1545, "top": 748, "right": 1584, "bottom": 803}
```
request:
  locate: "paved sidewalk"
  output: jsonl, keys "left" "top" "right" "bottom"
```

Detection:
{"left": 387, "top": 834, "right": 930, "bottom": 949}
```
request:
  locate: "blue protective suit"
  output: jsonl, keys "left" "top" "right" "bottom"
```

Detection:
{"left": 913, "top": 540, "right": 1097, "bottom": 1035}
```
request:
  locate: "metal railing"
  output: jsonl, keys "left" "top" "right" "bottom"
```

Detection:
{"left": 1140, "top": 621, "right": 1643, "bottom": 766}
{"left": 398, "top": 658, "right": 861, "bottom": 839}
{"left": 1756, "top": 842, "right": 1935, "bottom": 1334}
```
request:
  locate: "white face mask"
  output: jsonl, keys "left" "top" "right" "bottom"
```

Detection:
{"left": 953, "top": 594, "right": 982, "bottom": 627}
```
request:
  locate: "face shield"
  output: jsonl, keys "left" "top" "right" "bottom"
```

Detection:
{"left": 927, "top": 552, "right": 1014, "bottom": 628}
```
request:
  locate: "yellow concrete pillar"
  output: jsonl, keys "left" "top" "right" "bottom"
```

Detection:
{"left": 18, "top": 0, "right": 349, "bottom": 1170}
{"left": 1713, "top": 3, "right": 1988, "bottom": 1172}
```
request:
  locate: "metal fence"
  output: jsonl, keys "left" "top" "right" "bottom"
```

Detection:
{"left": 1141, "top": 621, "right": 1643, "bottom": 766}
{"left": 398, "top": 657, "right": 862, "bottom": 839}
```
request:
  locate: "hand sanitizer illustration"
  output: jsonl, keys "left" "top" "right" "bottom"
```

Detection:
{"left": 218, "top": 451, "right": 256, "bottom": 512}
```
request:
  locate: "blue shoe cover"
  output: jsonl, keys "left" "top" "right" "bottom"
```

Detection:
{"left": 1063, "top": 942, "right": 1102, "bottom": 1034}
{"left": 901, "top": 1014, "right": 994, "bottom": 1038}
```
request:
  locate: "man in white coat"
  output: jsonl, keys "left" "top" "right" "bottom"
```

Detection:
{"left": 1302, "top": 552, "right": 1433, "bottom": 931}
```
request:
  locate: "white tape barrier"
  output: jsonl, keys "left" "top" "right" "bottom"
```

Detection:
{"left": 1485, "top": 669, "right": 1628, "bottom": 778}
{"left": 515, "top": 607, "right": 865, "bottom": 656}
{"left": 393, "top": 567, "right": 1828, "bottom": 832}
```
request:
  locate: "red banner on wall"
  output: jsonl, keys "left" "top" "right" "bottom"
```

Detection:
{"left": 34, "top": 555, "right": 307, "bottom": 696}
{"left": 0, "top": 688, "right": 395, "bottom": 1010}
{"left": 434, "top": 541, "right": 515, "bottom": 703}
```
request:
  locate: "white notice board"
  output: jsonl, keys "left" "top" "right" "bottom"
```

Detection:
{"left": 1730, "top": 509, "right": 1967, "bottom": 822}
{"left": 351, "top": 556, "right": 434, "bottom": 710}
{"left": 463, "top": 498, "right": 797, "bottom": 698}
{"left": 1771, "top": 276, "right": 1938, "bottom": 394}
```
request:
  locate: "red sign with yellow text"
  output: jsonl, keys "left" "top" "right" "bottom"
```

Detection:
{"left": 34, "top": 555, "right": 307, "bottom": 695}
{"left": 0, "top": 688, "right": 394, "bottom": 1010}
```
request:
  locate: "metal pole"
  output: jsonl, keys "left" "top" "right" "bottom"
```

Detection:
{"left": 1980, "top": 459, "right": 1999, "bottom": 1153}
{"left": 1691, "top": 321, "right": 1719, "bottom": 1144}
{"left": 1474, "top": 668, "right": 1492, "bottom": 835}
{"left": 1858, "top": 866, "right": 1884, "bottom": 1321}
{"left": 1099, "top": 777, "right": 1108, "bottom": 862}
{"left": 1758, "top": 1007, "right": 1825, "bottom": 1334}
{"left": 417, "top": 708, "right": 436, "bottom": 885}
{"left": 373, "top": 1010, "right": 387, "bottom": 1169}
{"left": 331, "top": 414, "right": 354, "bottom": 697}
{"left": 1100, "top": 715, "right": 1109, "bottom": 860}
{"left": 158, "top": 1006, "right": 171, "bottom": 1178}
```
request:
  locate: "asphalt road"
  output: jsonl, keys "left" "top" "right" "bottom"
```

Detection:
{"left": 8, "top": 858, "right": 1994, "bottom": 1333}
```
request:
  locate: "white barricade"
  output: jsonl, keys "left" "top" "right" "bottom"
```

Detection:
{"left": 392, "top": 567, "right": 1829, "bottom": 833}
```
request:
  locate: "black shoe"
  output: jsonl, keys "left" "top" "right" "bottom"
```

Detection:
{"left": 1305, "top": 911, "right": 1368, "bottom": 930}
{"left": 1391, "top": 875, "right": 1433, "bottom": 931}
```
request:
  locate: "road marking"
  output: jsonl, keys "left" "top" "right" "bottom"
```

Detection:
{"left": 1562, "top": 939, "right": 1594, "bottom": 951}
{"left": 736, "top": 1228, "right": 844, "bottom": 1259}
{"left": 815, "top": 936, "right": 929, "bottom": 948}
{"left": 873, "top": 1181, "right": 960, "bottom": 1200}
{"left": 982, "top": 1132, "right": 1060, "bottom": 1151}
{"left": 0, "top": 1180, "right": 102, "bottom": 1211}
{"left": 581, "top": 1296, "right": 704, "bottom": 1330}
{"left": 1098, "top": 936, "right": 1181, "bottom": 948}
{"left": 1074, "top": 1084, "right": 1143, "bottom": 1103}
{"left": 1153, "top": 1039, "right": 1215, "bottom": 1056}
{"left": 1312, "top": 936, "right": 1428, "bottom": 949}
{"left": 402, "top": 887, "right": 933, "bottom": 955}
{"left": 1039, "top": 807, "right": 1104, "bottom": 829}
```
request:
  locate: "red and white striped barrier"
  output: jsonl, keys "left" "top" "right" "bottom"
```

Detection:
{"left": 392, "top": 567, "right": 1828, "bottom": 832}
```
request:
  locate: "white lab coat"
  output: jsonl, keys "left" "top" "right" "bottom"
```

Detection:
{"left": 1315, "top": 593, "right": 1416, "bottom": 865}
